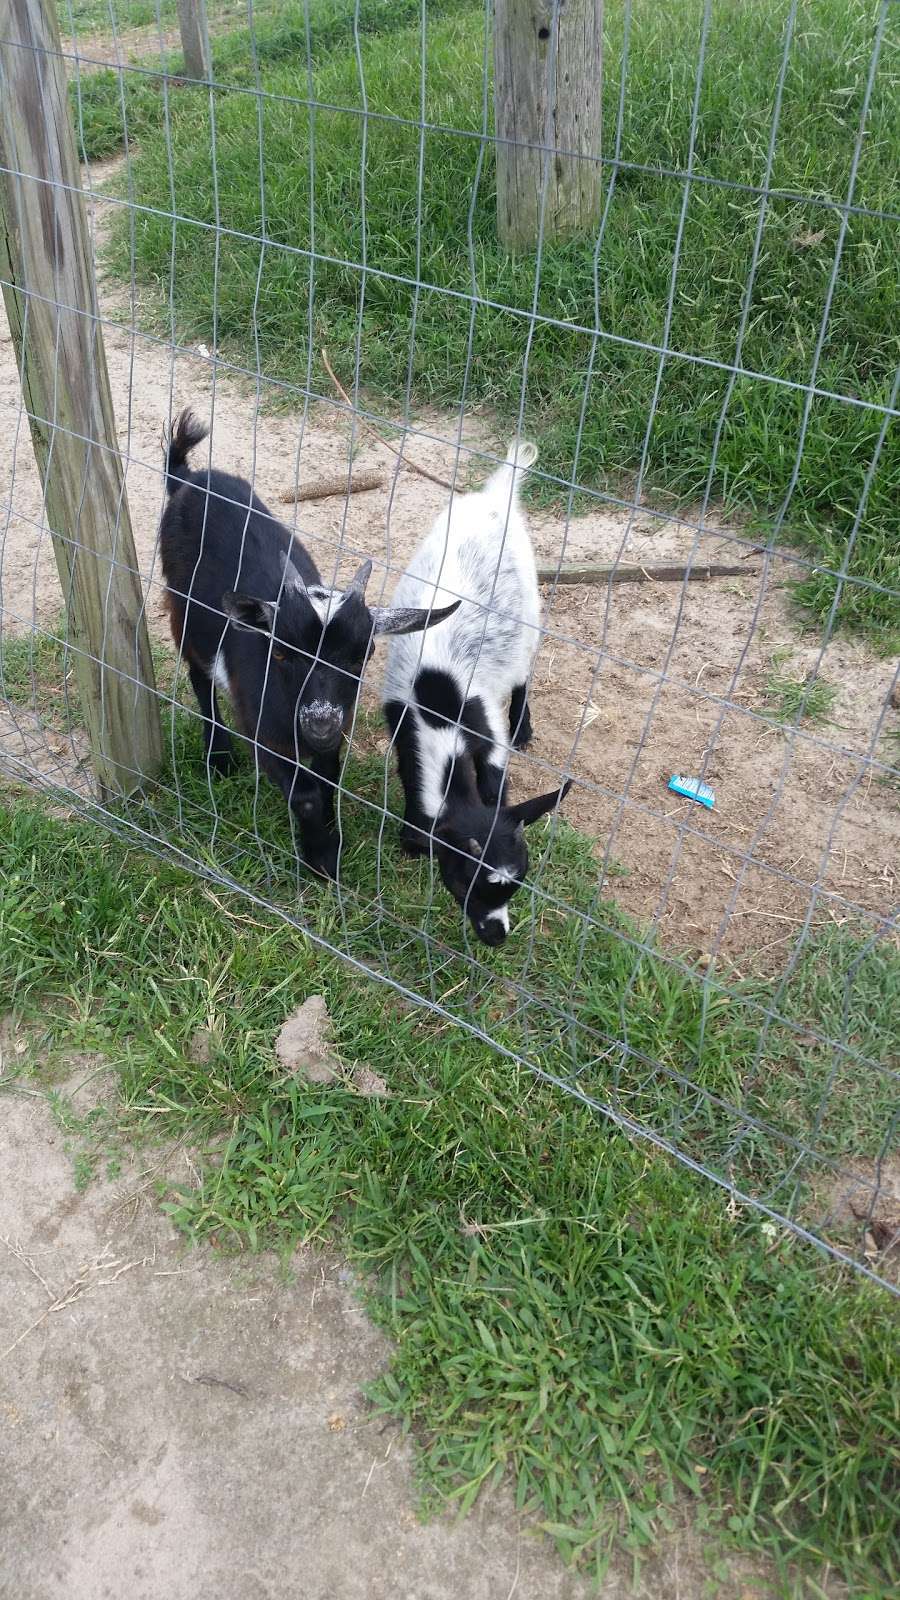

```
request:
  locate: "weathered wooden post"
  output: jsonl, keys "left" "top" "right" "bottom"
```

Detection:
{"left": 177, "top": 0, "right": 211, "bottom": 81}
{"left": 0, "top": 0, "right": 162, "bottom": 797}
{"left": 494, "top": 0, "right": 603, "bottom": 250}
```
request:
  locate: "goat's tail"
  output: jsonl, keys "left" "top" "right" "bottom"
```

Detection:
{"left": 163, "top": 409, "right": 209, "bottom": 493}
{"left": 482, "top": 437, "right": 538, "bottom": 509}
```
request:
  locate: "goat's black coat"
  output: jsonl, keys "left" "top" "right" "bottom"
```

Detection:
{"left": 385, "top": 679, "right": 571, "bottom": 946}
{"left": 159, "top": 410, "right": 457, "bottom": 878}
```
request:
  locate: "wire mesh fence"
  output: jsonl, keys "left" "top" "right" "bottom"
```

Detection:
{"left": 0, "top": 0, "right": 897, "bottom": 1292}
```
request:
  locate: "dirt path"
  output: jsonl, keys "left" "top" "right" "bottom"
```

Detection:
{"left": 0, "top": 1068, "right": 779, "bottom": 1600}
{"left": 0, "top": 157, "right": 897, "bottom": 969}
{"left": 0, "top": 1081, "right": 585, "bottom": 1600}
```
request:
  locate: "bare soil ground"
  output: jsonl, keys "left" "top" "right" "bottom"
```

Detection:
{"left": 0, "top": 1063, "right": 775, "bottom": 1600}
{"left": 0, "top": 158, "right": 897, "bottom": 974}
{"left": 59, "top": 7, "right": 249, "bottom": 75}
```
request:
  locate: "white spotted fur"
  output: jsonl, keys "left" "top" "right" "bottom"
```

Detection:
{"left": 483, "top": 903, "right": 510, "bottom": 935}
{"left": 382, "top": 440, "right": 541, "bottom": 815}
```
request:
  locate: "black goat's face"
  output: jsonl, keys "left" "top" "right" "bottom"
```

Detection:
{"left": 436, "top": 781, "right": 572, "bottom": 947}
{"left": 223, "top": 562, "right": 459, "bottom": 754}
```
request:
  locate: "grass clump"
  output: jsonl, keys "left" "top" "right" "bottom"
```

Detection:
{"left": 75, "top": 0, "right": 900, "bottom": 649}
{"left": 1, "top": 776, "right": 898, "bottom": 1593}
{"left": 763, "top": 657, "right": 838, "bottom": 723}
{"left": 0, "top": 621, "right": 78, "bottom": 732}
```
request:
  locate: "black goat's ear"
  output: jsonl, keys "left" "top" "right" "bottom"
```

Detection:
{"left": 222, "top": 591, "right": 277, "bottom": 634}
{"left": 369, "top": 599, "right": 461, "bottom": 637}
{"left": 506, "top": 779, "right": 572, "bottom": 829}
{"left": 346, "top": 559, "right": 373, "bottom": 599}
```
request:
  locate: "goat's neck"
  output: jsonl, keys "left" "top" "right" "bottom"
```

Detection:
{"left": 439, "top": 751, "right": 480, "bottom": 812}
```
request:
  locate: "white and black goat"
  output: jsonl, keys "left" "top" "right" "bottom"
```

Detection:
{"left": 160, "top": 411, "right": 459, "bottom": 879}
{"left": 382, "top": 440, "right": 570, "bottom": 946}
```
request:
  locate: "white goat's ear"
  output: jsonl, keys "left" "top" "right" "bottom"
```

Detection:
{"left": 346, "top": 559, "right": 373, "bottom": 598}
{"left": 222, "top": 591, "right": 277, "bottom": 634}
{"left": 369, "top": 599, "right": 461, "bottom": 637}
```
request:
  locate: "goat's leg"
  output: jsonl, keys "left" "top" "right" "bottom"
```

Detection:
{"left": 187, "top": 660, "right": 235, "bottom": 774}
{"left": 509, "top": 682, "right": 533, "bottom": 751}
{"left": 399, "top": 807, "right": 436, "bottom": 857}
{"left": 473, "top": 703, "right": 509, "bottom": 808}
{"left": 384, "top": 701, "right": 435, "bottom": 854}
{"left": 303, "top": 748, "right": 343, "bottom": 879}
{"left": 257, "top": 748, "right": 341, "bottom": 880}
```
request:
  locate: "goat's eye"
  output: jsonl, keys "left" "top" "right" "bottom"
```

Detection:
{"left": 273, "top": 648, "right": 287, "bottom": 663}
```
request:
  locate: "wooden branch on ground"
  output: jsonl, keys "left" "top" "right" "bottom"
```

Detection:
{"left": 536, "top": 561, "right": 759, "bottom": 586}
{"left": 320, "top": 349, "right": 455, "bottom": 491}
{"left": 316, "top": 354, "right": 760, "bottom": 586}
{"left": 280, "top": 468, "right": 385, "bottom": 505}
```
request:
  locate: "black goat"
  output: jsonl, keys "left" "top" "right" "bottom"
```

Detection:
{"left": 159, "top": 411, "right": 458, "bottom": 878}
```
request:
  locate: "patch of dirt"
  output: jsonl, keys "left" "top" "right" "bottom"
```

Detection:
{"left": 0, "top": 704, "right": 92, "bottom": 801}
{"left": 0, "top": 156, "right": 897, "bottom": 970}
{"left": 64, "top": 22, "right": 180, "bottom": 74}
{"left": 826, "top": 1155, "right": 900, "bottom": 1283}
{"left": 60, "top": 6, "right": 249, "bottom": 76}
{"left": 274, "top": 995, "right": 338, "bottom": 1084}
{"left": 352, "top": 1065, "right": 388, "bottom": 1097}
{"left": 0, "top": 1013, "right": 30, "bottom": 1072}
{"left": 0, "top": 1081, "right": 780, "bottom": 1600}
{"left": 508, "top": 580, "right": 899, "bottom": 971}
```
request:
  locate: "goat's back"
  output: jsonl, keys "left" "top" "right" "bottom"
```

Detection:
{"left": 383, "top": 475, "right": 541, "bottom": 706}
{"left": 160, "top": 466, "right": 320, "bottom": 656}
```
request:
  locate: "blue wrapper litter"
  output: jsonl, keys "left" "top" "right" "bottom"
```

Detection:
{"left": 668, "top": 774, "right": 715, "bottom": 809}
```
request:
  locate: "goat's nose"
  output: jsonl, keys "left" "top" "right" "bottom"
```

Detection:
{"left": 300, "top": 705, "right": 343, "bottom": 749}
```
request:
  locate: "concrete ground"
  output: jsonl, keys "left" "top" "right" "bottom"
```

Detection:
{"left": 0, "top": 1078, "right": 770, "bottom": 1600}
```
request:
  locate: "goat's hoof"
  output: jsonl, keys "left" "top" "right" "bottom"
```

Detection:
{"left": 306, "top": 839, "right": 340, "bottom": 880}
{"left": 399, "top": 824, "right": 431, "bottom": 857}
{"left": 512, "top": 720, "right": 533, "bottom": 752}
{"left": 207, "top": 747, "right": 237, "bottom": 776}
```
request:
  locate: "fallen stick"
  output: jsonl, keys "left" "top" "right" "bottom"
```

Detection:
{"left": 316, "top": 356, "right": 758, "bottom": 573}
{"left": 536, "top": 561, "right": 758, "bottom": 586}
{"left": 321, "top": 348, "right": 456, "bottom": 490}
{"left": 280, "top": 467, "right": 385, "bottom": 505}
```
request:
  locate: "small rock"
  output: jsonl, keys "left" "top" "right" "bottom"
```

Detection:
{"left": 189, "top": 1029, "right": 216, "bottom": 1066}
{"left": 275, "top": 996, "right": 338, "bottom": 1084}
{"left": 353, "top": 1065, "right": 388, "bottom": 1097}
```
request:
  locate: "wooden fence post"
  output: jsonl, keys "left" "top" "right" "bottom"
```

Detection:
{"left": 0, "top": 0, "right": 162, "bottom": 797}
{"left": 494, "top": 0, "right": 603, "bottom": 251}
{"left": 177, "top": 0, "right": 211, "bottom": 81}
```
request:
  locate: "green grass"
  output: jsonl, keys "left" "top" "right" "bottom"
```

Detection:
{"left": 0, "top": 791, "right": 897, "bottom": 1592}
{"left": 2, "top": 637, "right": 896, "bottom": 1192}
{"left": 0, "top": 622, "right": 79, "bottom": 731}
{"left": 763, "top": 658, "right": 838, "bottom": 723}
{"left": 71, "top": 0, "right": 900, "bottom": 649}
